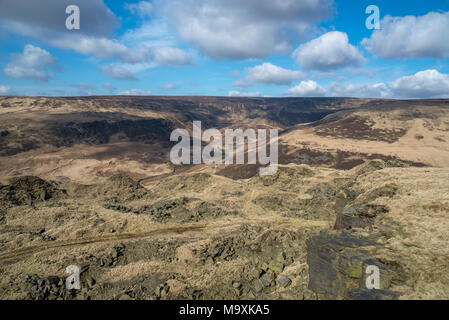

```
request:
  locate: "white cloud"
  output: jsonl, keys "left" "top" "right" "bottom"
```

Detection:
{"left": 119, "top": 89, "right": 152, "bottom": 96}
{"left": 0, "top": 85, "right": 15, "bottom": 96}
{"left": 326, "top": 70, "right": 449, "bottom": 98}
{"left": 121, "top": 17, "right": 179, "bottom": 49}
{"left": 125, "top": 1, "right": 153, "bottom": 17}
{"left": 362, "top": 11, "right": 449, "bottom": 59}
{"left": 52, "top": 35, "right": 191, "bottom": 66}
{"left": 161, "top": 83, "right": 177, "bottom": 90}
{"left": 4, "top": 44, "right": 57, "bottom": 81}
{"left": 0, "top": 0, "right": 119, "bottom": 38}
{"left": 228, "top": 90, "right": 262, "bottom": 97}
{"left": 53, "top": 36, "right": 131, "bottom": 61}
{"left": 234, "top": 62, "right": 304, "bottom": 87}
{"left": 330, "top": 82, "right": 390, "bottom": 98}
{"left": 97, "top": 47, "right": 191, "bottom": 80}
{"left": 101, "top": 65, "right": 139, "bottom": 80}
{"left": 166, "top": 0, "right": 333, "bottom": 60}
{"left": 285, "top": 80, "right": 326, "bottom": 97}
{"left": 151, "top": 47, "right": 192, "bottom": 66}
{"left": 293, "top": 31, "right": 366, "bottom": 71}
{"left": 390, "top": 69, "right": 449, "bottom": 98}
{"left": 0, "top": 0, "right": 191, "bottom": 79}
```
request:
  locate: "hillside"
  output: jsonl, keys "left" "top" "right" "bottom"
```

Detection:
{"left": 0, "top": 96, "right": 448, "bottom": 300}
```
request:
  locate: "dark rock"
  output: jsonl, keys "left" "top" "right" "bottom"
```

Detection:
{"left": 0, "top": 176, "right": 66, "bottom": 206}
{"left": 253, "top": 279, "right": 264, "bottom": 293}
{"left": 341, "top": 204, "right": 389, "bottom": 229}
{"left": 102, "top": 203, "right": 134, "bottom": 213}
{"left": 260, "top": 272, "right": 274, "bottom": 288}
{"left": 306, "top": 230, "right": 404, "bottom": 300}
{"left": 26, "top": 275, "right": 65, "bottom": 300}
{"left": 41, "top": 234, "right": 56, "bottom": 241}
{"left": 347, "top": 288, "right": 401, "bottom": 300}
{"left": 277, "top": 275, "right": 292, "bottom": 288}
{"left": 86, "top": 277, "right": 96, "bottom": 288}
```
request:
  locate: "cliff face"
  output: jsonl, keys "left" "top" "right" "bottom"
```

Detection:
{"left": 306, "top": 231, "right": 405, "bottom": 300}
{"left": 306, "top": 184, "right": 406, "bottom": 300}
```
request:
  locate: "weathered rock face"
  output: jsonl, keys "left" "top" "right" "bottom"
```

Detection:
{"left": 340, "top": 204, "right": 389, "bottom": 229}
{"left": 308, "top": 187, "right": 405, "bottom": 300}
{"left": 306, "top": 230, "right": 405, "bottom": 300}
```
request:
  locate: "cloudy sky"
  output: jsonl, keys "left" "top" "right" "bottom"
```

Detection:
{"left": 0, "top": 0, "right": 449, "bottom": 98}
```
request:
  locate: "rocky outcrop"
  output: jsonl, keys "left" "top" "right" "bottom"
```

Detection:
{"left": 307, "top": 185, "right": 406, "bottom": 300}
{"left": 93, "top": 174, "right": 148, "bottom": 202}
{"left": 306, "top": 230, "right": 405, "bottom": 300}
{"left": 0, "top": 176, "right": 66, "bottom": 206}
{"left": 340, "top": 204, "right": 389, "bottom": 229}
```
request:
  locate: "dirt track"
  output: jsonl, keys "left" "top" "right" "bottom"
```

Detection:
{"left": 0, "top": 224, "right": 205, "bottom": 265}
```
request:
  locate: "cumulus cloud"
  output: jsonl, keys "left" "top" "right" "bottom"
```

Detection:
{"left": 4, "top": 44, "right": 58, "bottom": 81}
{"left": 390, "top": 69, "right": 449, "bottom": 98}
{"left": 293, "top": 31, "right": 366, "bottom": 71}
{"left": 97, "top": 47, "right": 191, "bottom": 80}
{"left": 233, "top": 63, "right": 304, "bottom": 87}
{"left": 285, "top": 80, "right": 326, "bottom": 97}
{"left": 329, "top": 82, "right": 390, "bottom": 98}
{"left": 119, "top": 89, "right": 152, "bottom": 96}
{"left": 327, "top": 70, "right": 449, "bottom": 98}
{"left": 161, "top": 83, "right": 177, "bottom": 90}
{"left": 151, "top": 47, "right": 192, "bottom": 66}
{"left": 0, "top": 0, "right": 191, "bottom": 79}
{"left": 166, "top": 0, "right": 333, "bottom": 60}
{"left": 125, "top": 1, "right": 153, "bottom": 17}
{"left": 0, "top": 85, "right": 15, "bottom": 96}
{"left": 362, "top": 11, "right": 449, "bottom": 59}
{"left": 51, "top": 35, "right": 191, "bottom": 66}
{"left": 228, "top": 90, "right": 262, "bottom": 97}
{"left": 53, "top": 36, "right": 131, "bottom": 61}
{"left": 101, "top": 65, "right": 139, "bottom": 80}
{"left": 0, "top": 0, "right": 119, "bottom": 38}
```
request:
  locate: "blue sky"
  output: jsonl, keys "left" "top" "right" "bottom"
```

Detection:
{"left": 0, "top": 0, "right": 449, "bottom": 98}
